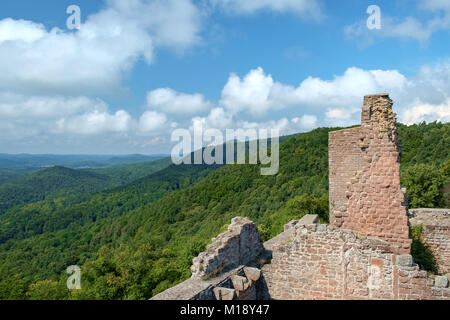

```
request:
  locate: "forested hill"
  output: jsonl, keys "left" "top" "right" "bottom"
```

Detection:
{"left": 0, "top": 158, "right": 172, "bottom": 214}
{"left": 0, "top": 122, "right": 448, "bottom": 300}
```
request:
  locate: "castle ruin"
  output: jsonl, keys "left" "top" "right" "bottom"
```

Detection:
{"left": 152, "top": 94, "right": 450, "bottom": 300}
{"left": 329, "top": 94, "right": 411, "bottom": 253}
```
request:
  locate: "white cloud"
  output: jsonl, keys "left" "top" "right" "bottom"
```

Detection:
{"left": 0, "top": 18, "right": 46, "bottom": 43}
{"left": 0, "top": 0, "right": 202, "bottom": 95}
{"left": 291, "top": 115, "right": 318, "bottom": 131}
{"left": 190, "top": 107, "right": 233, "bottom": 133}
{"left": 240, "top": 118, "right": 290, "bottom": 133}
{"left": 0, "top": 93, "right": 135, "bottom": 139}
{"left": 0, "top": 93, "right": 104, "bottom": 119}
{"left": 324, "top": 108, "right": 358, "bottom": 127}
{"left": 146, "top": 88, "right": 212, "bottom": 114}
{"left": 325, "top": 108, "right": 352, "bottom": 120}
{"left": 138, "top": 111, "right": 168, "bottom": 134}
{"left": 189, "top": 111, "right": 319, "bottom": 140}
{"left": 236, "top": 116, "right": 321, "bottom": 137}
{"left": 216, "top": 64, "right": 450, "bottom": 129}
{"left": 205, "top": 107, "right": 234, "bottom": 129}
{"left": 219, "top": 66, "right": 407, "bottom": 116}
{"left": 399, "top": 100, "right": 450, "bottom": 125}
{"left": 57, "top": 110, "right": 132, "bottom": 135}
{"left": 0, "top": 0, "right": 204, "bottom": 152}
{"left": 220, "top": 67, "right": 275, "bottom": 116}
{"left": 210, "top": 0, "right": 323, "bottom": 20}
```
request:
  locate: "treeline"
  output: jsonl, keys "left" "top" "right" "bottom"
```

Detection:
{"left": 398, "top": 122, "right": 450, "bottom": 207}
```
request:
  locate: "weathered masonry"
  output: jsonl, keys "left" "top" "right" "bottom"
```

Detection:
{"left": 409, "top": 209, "right": 450, "bottom": 274}
{"left": 153, "top": 94, "right": 450, "bottom": 300}
{"left": 329, "top": 94, "right": 411, "bottom": 253}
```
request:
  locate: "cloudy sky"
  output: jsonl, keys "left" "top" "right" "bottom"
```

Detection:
{"left": 0, "top": 0, "right": 449, "bottom": 154}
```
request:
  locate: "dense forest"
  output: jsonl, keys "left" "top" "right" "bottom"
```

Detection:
{"left": 0, "top": 122, "right": 448, "bottom": 300}
{"left": 0, "top": 158, "right": 172, "bottom": 214}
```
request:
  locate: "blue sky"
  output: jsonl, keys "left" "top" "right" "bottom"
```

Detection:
{"left": 0, "top": 0, "right": 449, "bottom": 154}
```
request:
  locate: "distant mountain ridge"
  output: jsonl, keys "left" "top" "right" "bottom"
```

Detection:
{"left": 0, "top": 154, "right": 168, "bottom": 170}
{"left": 0, "top": 158, "right": 172, "bottom": 214}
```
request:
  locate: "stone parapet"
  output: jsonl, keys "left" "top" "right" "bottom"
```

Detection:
{"left": 190, "top": 217, "right": 265, "bottom": 280}
{"left": 262, "top": 219, "right": 449, "bottom": 300}
{"left": 151, "top": 266, "right": 263, "bottom": 300}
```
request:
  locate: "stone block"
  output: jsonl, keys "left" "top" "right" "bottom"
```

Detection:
{"left": 298, "top": 215, "right": 319, "bottom": 226}
{"left": 396, "top": 254, "right": 413, "bottom": 267}
{"left": 213, "top": 287, "right": 236, "bottom": 300}
{"left": 434, "top": 276, "right": 449, "bottom": 288}
{"left": 244, "top": 267, "right": 261, "bottom": 281}
{"left": 231, "top": 275, "right": 250, "bottom": 292}
{"left": 190, "top": 217, "right": 264, "bottom": 279}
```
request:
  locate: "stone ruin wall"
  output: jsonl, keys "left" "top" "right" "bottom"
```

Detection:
{"left": 151, "top": 265, "right": 264, "bottom": 301}
{"left": 153, "top": 214, "right": 450, "bottom": 300}
{"left": 329, "top": 94, "right": 411, "bottom": 253}
{"left": 409, "top": 209, "right": 450, "bottom": 274}
{"left": 262, "top": 219, "right": 450, "bottom": 300}
{"left": 152, "top": 217, "right": 266, "bottom": 300}
{"left": 190, "top": 217, "right": 265, "bottom": 280}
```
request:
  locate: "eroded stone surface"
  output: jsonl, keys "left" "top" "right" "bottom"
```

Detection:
{"left": 190, "top": 217, "right": 264, "bottom": 280}
{"left": 409, "top": 209, "right": 450, "bottom": 274}
{"left": 244, "top": 267, "right": 261, "bottom": 282}
{"left": 434, "top": 276, "right": 449, "bottom": 288}
{"left": 231, "top": 275, "right": 250, "bottom": 292}
{"left": 262, "top": 219, "right": 450, "bottom": 300}
{"left": 213, "top": 287, "right": 235, "bottom": 300}
{"left": 329, "top": 94, "right": 411, "bottom": 253}
{"left": 397, "top": 255, "right": 413, "bottom": 267}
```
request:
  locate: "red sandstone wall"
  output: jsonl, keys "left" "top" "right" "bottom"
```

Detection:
{"left": 422, "top": 225, "right": 450, "bottom": 274}
{"left": 409, "top": 209, "right": 450, "bottom": 275}
{"left": 262, "top": 224, "right": 395, "bottom": 299}
{"left": 329, "top": 94, "right": 411, "bottom": 253}
{"left": 329, "top": 127, "right": 363, "bottom": 228}
{"left": 262, "top": 223, "right": 450, "bottom": 300}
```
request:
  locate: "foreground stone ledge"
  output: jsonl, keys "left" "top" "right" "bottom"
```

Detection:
{"left": 151, "top": 265, "right": 264, "bottom": 300}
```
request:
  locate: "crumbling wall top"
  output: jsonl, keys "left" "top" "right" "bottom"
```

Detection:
{"left": 329, "top": 93, "right": 410, "bottom": 253}
{"left": 362, "top": 93, "right": 396, "bottom": 132}
{"left": 409, "top": 208, "right": 450, "bottom": 227}
{"left": 190, "top": 217, "right": 264, "bottom": 280}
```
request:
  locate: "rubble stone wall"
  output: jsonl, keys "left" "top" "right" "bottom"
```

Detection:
{"left": 409, "top": 209, "right": 450, "bottom": 274}
{"left": 190, "top": 217, "right": 264, "bottom": 280}
{"left": 262, "top": 220, "right": 450, "bottom": 300}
